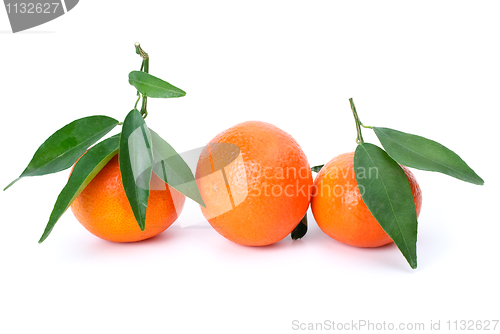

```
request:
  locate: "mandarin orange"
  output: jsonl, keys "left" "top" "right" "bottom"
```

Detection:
{"left": 311, "top": 152, "right": 422, "bottom": 247}
{"left": 70, "top": 154, "right": 185, "bottom": 242}
{"left": 195, "top": 121, "right": 313, "bottom": 246}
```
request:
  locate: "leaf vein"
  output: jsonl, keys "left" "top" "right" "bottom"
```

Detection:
{"left": 377, "top": 129, "right": 473, "bottom": 180}
{"left": 361, "top": 145, "right": 414, "bottom": 262}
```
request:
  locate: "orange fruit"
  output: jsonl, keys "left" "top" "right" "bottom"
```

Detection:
{"left": 70, "top": 154, "right": 185, "bottom": 242}
{"left": 311, "top": 152, "right": 422, "bottom": 247}
{"left": 195, "top": 121, "right": 313, "bottom": 246}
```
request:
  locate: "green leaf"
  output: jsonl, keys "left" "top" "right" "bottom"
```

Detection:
{"left": 119, "top": 109, "right": 154, "bottom": 231}
{"left": 149, "top": 129, "right": 205, "bottom": 207}
{"left": 4, "top": 116, "right": 119, "bottom": 190}
{"left": 39, "top": 135, "right": 120, "bottom": 243}
{"left": 128, "top": 71, "right": 186, "bottom": 98}
{"left": 354, "top": 143, "right": 418, "bottom": 269}
{"left": 373, "top": 127, "right": 484, "bottom": 185}
{"left": 311, "top": 165, "right": 324, "bottom": 173}
{"left": 291, "top": 213, "right": 308, "bottom": 240}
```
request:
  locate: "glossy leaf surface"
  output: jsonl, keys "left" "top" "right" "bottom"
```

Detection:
{"left": 4, "top": 116, "right": 119, "bottom": 190}
{"left": 354, "top": 143, "right": 418, "bottom": 269}
{"left": 39, "top": 135, "right": 120, "bottom": 243}
{"left": 128, "top": 71, "right": 186, "bottom": 98}
{"left": 119, "top": 109, "right": 154, "bottom": 231}
{"left": 149, "top": 129, "right": 205, "bottom": 207}
{"left": 374, "top": 127, "right": 483, "bottom": 185}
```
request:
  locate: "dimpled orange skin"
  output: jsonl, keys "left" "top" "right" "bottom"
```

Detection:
{"left": 70, "top": 155, "right": 186, "bottom": 243}
{"left": 196, "top": 121, "right": 313, "bottom": 246}
{"left": 311, "top": 152, "right": 422, "bottom": 248}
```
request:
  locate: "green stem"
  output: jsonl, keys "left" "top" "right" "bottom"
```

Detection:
{"left": 135, "top": 43, "right": 149, "bottom": 71}
{"left": 134, "top": 94, "right": 141, "bottom": 110}
{"left": 141, "top": 97, "right": 148, "bottom": 119}
{"left": 134, "top": 43, "right": 150, "bottom": 119}
{"left": 349, "top": 98, "right": 371, "bottom": 145}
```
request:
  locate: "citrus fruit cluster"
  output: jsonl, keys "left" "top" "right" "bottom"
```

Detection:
{"left": 3, "top": 45, "right": 483, "bottom": 269}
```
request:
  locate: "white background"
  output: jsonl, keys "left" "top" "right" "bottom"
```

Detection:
{"left": 1, "top": 1, "right": 499, "bottom": 333}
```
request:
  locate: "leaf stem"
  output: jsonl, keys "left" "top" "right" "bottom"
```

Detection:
{"left": 350, "top": 98, "right": 372, "bottom": 144}
{"left": 134, "top": 94, "right": 141, "bottom": 110}
{"left": 141, "top": 97, "right": 148, "bottom": 119}
{"left": 134, "top": 43, "right": 150, "bottom": 119}
{"left": 135, "top": 43, "right": 149, "bottom": 70}
{"left": 350, "top": 98, "right": 363, "bottom": 144}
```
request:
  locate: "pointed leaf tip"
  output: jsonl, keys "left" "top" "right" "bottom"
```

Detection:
{"left": 3, "top": 178, "right": 20, "bottom": 191}
{"left": 354, "top": 143, "right": 418, "bottom": 269}
{"left": 311, "top": 165, "right": 324, "bottom": 173}
{"left": 128, "top": 71, "right": 186, "bottom": 98}
{"left": 6, "top": 115, "right": 119, "bottom": 190}
{"left": 373, "top": 127, "right": 484, "bottom": 185}
{"left": 39, "top": 135, "right": 120, "bottom": 243}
